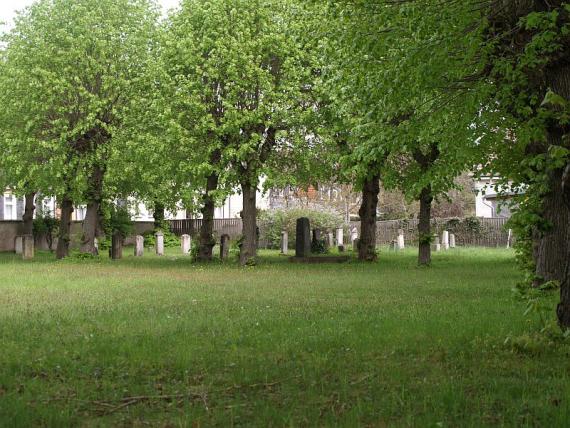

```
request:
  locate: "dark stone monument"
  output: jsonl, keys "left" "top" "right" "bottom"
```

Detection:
{"left": 111, "top": 232, "right": 123, "bottom": 260}
{"left": 296, "top": 217, "right": 311, "bottom": 258}
{"left": 220, "top": 234, "right": 230, "bottom": 260}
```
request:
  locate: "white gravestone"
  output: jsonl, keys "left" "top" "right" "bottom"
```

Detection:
{"left": 397, "top": 229, "right": 405, "bottom": 250}
{"left": 442, "top": 230, "right": 450, "bottom": 250}
{"left": 135, "top": 235, "right": 144, "bottom": 257}
{"left": 449, "top": 233, "right": 456, "bottom": 249}
{"left": 155, "top": 231, "right": 164, "bottom": 256}
{"left": 14, "top": 236, "right": 23, "bottom": 254}
{"left": 281, "top": 231, "right": 288, "bottom": 254}
{"left": 336, "top": 228, "right": 344, "bottom": 246}
{"left": 181, "top": 234, "right": 191, "bottom": 254}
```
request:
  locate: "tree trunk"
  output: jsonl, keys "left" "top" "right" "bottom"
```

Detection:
{"left": 537, "top": 61, "right": 570, "bottom": 329}
{"left": 533, "top": 167, "right": 569, "bottom": 285}
{"left": 558, "top": 162, "right": 570, "bottom": 328}
{"left": 358, "top": 175, "right": 380, "bottom": 261}
{"left": 197, "top": 172, "right": 219, "bottom": 261}
{"left": 80, "top": 165, "right": 104, "bottom": 255}
{"left": 22, "top": 192, "right": 36, "bottom": 235}
{"left": 153, "top": 201, "right": 165, "bottom": 231}
{"left": 239, "top": 182, "right": 257, "bottom": 266}
{"left": 418, "top": 185, "right": 433, "bottom": 266}
{"left": 56, "top": 195, "right": 74, "bottom": 259}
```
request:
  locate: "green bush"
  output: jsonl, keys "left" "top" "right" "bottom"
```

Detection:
{"left": 33, "top": 214, "right": 60, "bottom": 251}
{"left": 258, "top": 208, "right": 344, "bottom": 249}
{"left": 98, "top": 204, "right": 135, "bottom": 251}
{"left": 143, "top": 228, "right": 180, "bottom": 248}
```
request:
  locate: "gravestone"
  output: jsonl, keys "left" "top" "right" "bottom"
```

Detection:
{"left": 22, "top": 235, "right": 34, "bottom": 260}
{"left": 449, "top": 233, "right": 456, "bottom": 248}
{"left": 134, "top": 235, "right": 144, "bottom": 257}
{"left": 111, "top": 232, "right": 123, "bottom": 260}
{"left": 14, "top": 236, "right": 23, "bottom": 254}
{"left": 353, "top": 238, "right": 360, "bottom": 251}
{"left": 433, "top": 235, "right": 441, "bottom": 252}
{"left": 442, "top": 230, "right": 450, "bottom": 250}
{"left": 350, "top": 227, "right": 358, "bottom": 247}
{"left": 336, "top": 228, "right": 344, "bottom": 247}
{"left": 507, "top": 229, "right": 513, "bottom": 249}
{"left": 327, "top": 232, "right": 334, "bottom": 249}
{"left": 397, "top": 229, "right": 405, "bottom": 250}
{"left": 220, "top": 234, "right": 230, "bottom": 260}
{"left": 181, "top": 234, "right": 191, "bottom": 254}
{"left": 155, "top": 231, "right": 164, "bottom": 256}
{"left": 281, "top": 231, "right": 288, "bottom": 254}
{"left": 295, "top": 217, "right": 311, "bottom": 258}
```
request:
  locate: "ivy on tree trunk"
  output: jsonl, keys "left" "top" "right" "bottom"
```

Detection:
{"left": 358, "top": 175, "right": 380, "bottom": 261}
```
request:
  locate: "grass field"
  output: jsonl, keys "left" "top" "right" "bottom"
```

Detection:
{"left": 0, "top": 248, "right": 568, "bottom": 427}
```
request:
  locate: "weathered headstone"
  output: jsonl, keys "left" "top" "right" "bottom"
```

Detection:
{"left": 155, "top": 231, "right": 164, "bottom": 256}
{"left": 397, "top": 229, "right": 405, "bottom": 250}
{"left": 442, "top": 230, "right": 450, "bottom": 250}
{"left": 449, "top": 233, "right": 456, "bottom": 249}
{"left": 111, "top": 232, "right": 123, "bottom": 260}
{"left": 14, "top": 236, "right": 23, "bottom": 254}
{"left": 220, "top": 234, "right": 230, "bottom": 260}
{"left": 336, "top": 228, "right": 344, "bottom": 247}
{"left": 506, "top": 229, "right": 512, "bottom": 249}
{"left": 327, "top": 232, "right": 334, "bottom": 249}
{"left": 350, "top": 227, "right": 358, "bottom": 249}
{"left": 433, "top": 235, "right": 441, "bottom": 252}
{"left": 353, "top": 238, "right": 360, "bottom": 251}
{"left": 181, "top": 234, "right": 191, "bottom": 254}
{"left": 22, "top": 235, "right": 34, "bottom": 260}
{"left": 295, "top": 217, "right": 311, "bottom": 258}
{"left": 134, "top": 235, "right": 144, "bottom": 257}
{"left": 280, "top": 231, "right": 288, "bottom": 254}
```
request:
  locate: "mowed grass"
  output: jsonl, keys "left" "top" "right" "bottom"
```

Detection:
{"left": 0, "top": 248, "right": 568, "bottom": 427}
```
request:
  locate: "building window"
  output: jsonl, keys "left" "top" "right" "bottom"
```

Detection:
{"left": 75, "top": 206, "right": 87, "bottom": 221}
{"left": 3, "top": 193, "right": 17, "bottom": 220}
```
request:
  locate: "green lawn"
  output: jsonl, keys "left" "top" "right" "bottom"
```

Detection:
{"left": 0, "top": 248, "right": 568, "bottom": 427}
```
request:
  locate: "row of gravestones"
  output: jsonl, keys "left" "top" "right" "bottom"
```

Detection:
{"left": 13, "top": 232, "right": 232, "bottom": 261}
{"left": 388, "top": 229, "right": 457, "bottom": 251}
{"left": 289, "top": 218, "right": 357, "bottom": 257}
{"left": 112, "top": 232, "right": 231, "bottom": 260}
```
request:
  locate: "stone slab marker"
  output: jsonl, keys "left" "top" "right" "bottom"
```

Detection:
{"left": 397, "top": 229, "right": 405, "bottom": 250}
{"left": 22, "top": 235, "right": 34, "bottom": 260}
{"left": 433, "top": 235, "right": 441, "bottom": 252}
{"left": 449, "top": 233, "right": 456, "bottom": 248}
{"left": 14, "top": 236, "right": 23, "bottom": 254}
{"left": 134, "top": 235, "right": 144, "bottom": 257}
{"left": 336, "top": 228, "right": 344, "bottom": 246}
{"left": 281, "top": 231, "right": 288, "bottom": 254}
{"left": 220, "top": 234, "right": 230, "bottom": 260}
{"left": 350, "top": 227, "right": 358, "bottom": 248}
{"left": 442, "top": 230, "right": 450, "bottom": 250}
{"left": 181, "top": 234, "right": 191, "bottom": 254}
{"left": 155, "top": 231, "right": 164, "bottom": 256}
{"left": 327, "top": 232, "right": 334, "bottom": 249}
{"left": 507, "top": 229, "right": 512, "bottom": 249}
{"left": 111, "top": 232, "right": 123, "bottom": 260}
{"left": 295, "top": 217, "right": 311, "bottom": 258}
